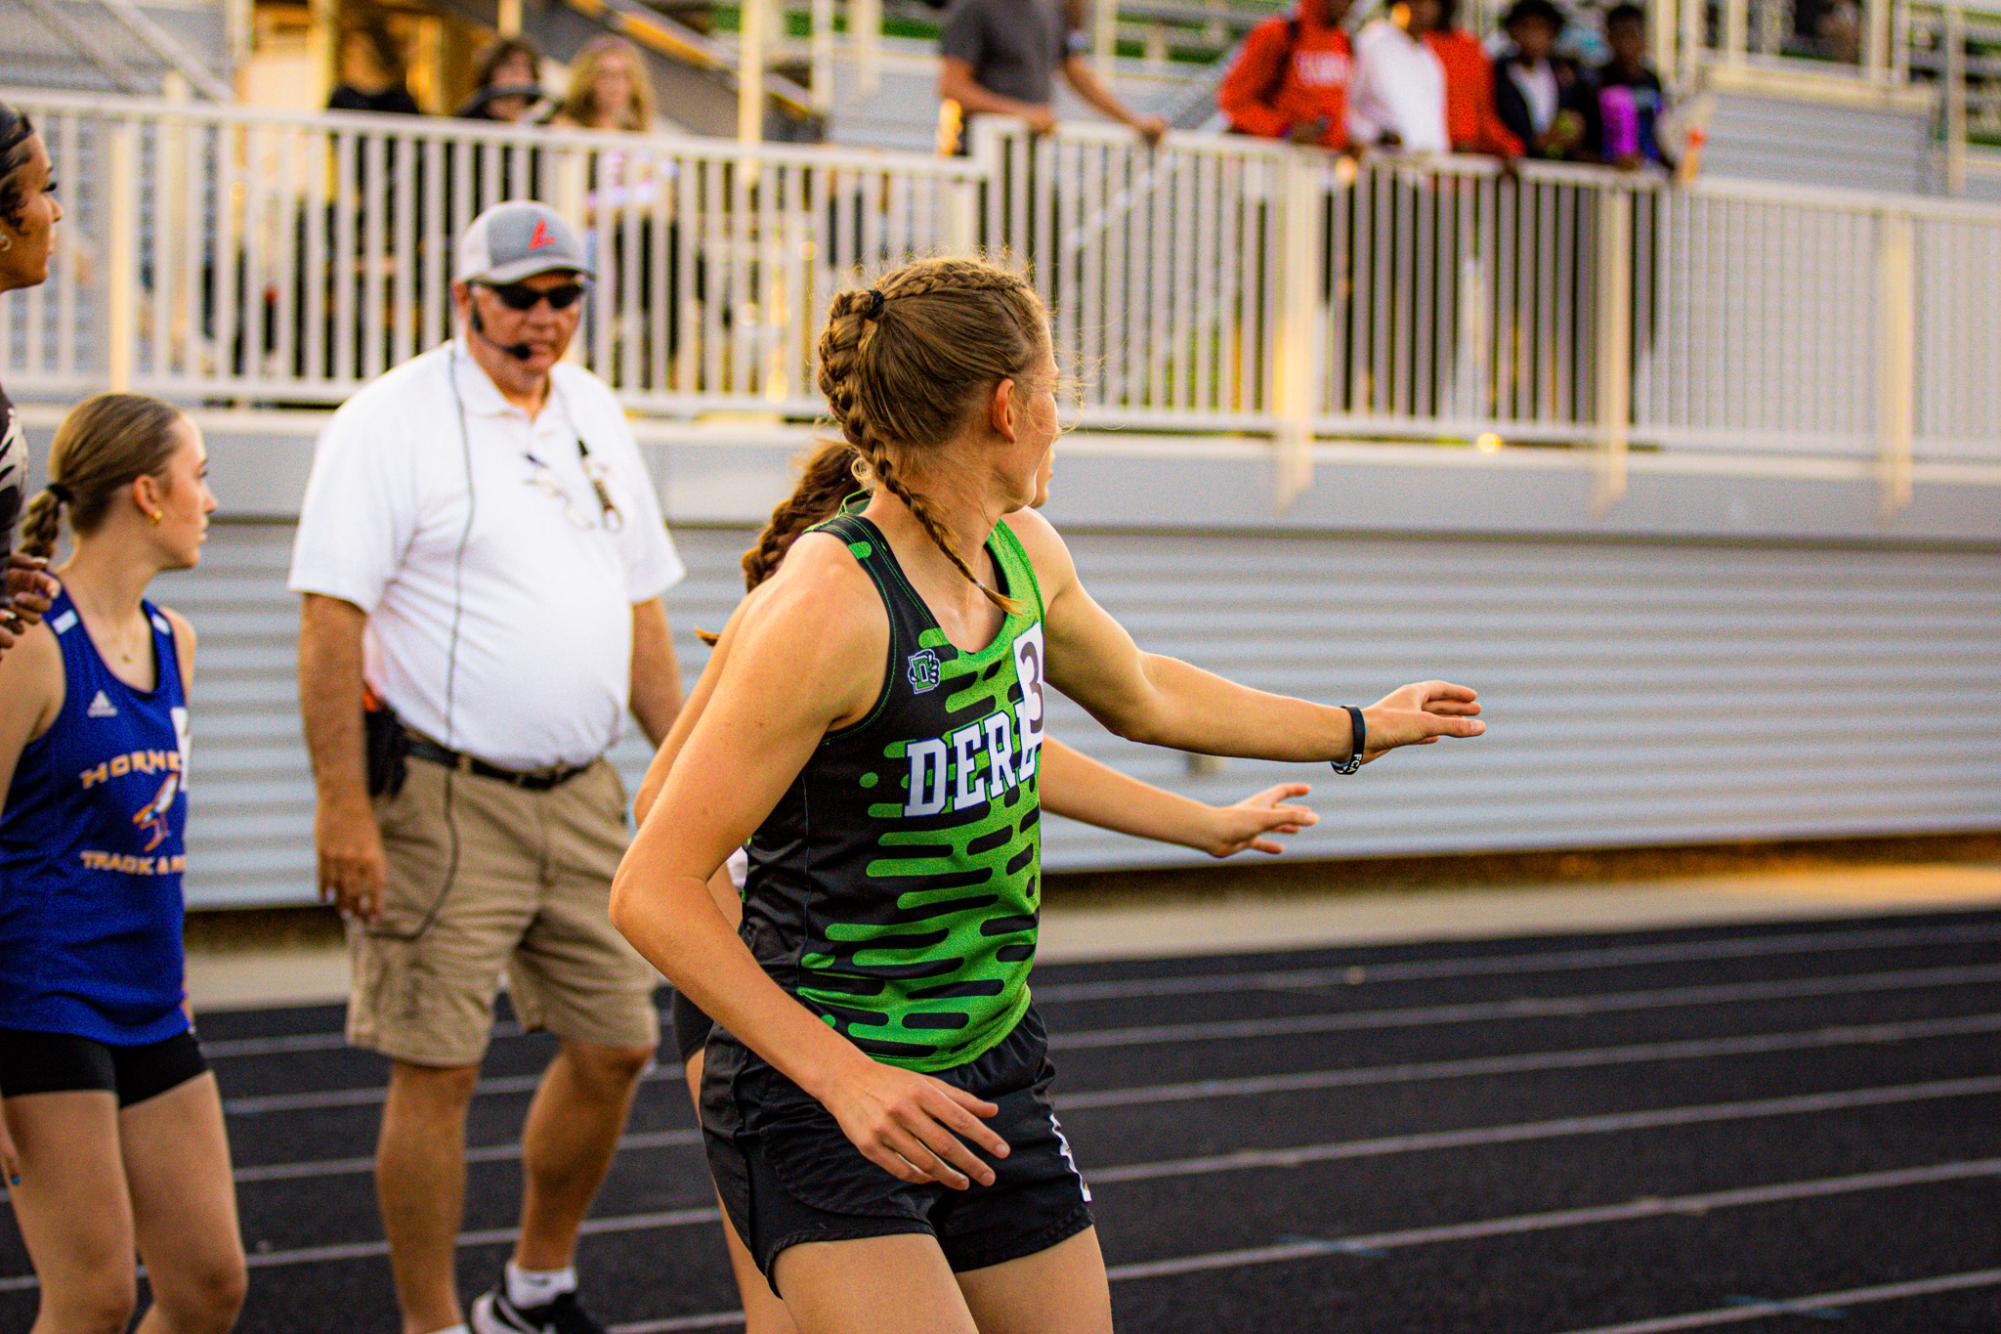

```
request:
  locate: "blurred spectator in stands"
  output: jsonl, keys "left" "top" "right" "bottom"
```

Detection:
{"left": 1428, "top": 0, "right": 1523, "bottom": 159}
{"left": 457, "top": 36, "right": 550, "bottom": 125}
{"left": 938, "top": 0, "right": 1167, "bottom": 146}
{"left": 552, "top": 38, "right": 674, "bottom": 382}
{"left": 1590, "top": 3, "right": 1674, "bottom": 169}
{"left": 1218, "top": 0, "right": 1355, "bottom": 151}
{"left": 1493, "top": 0, "right": 1591, "bottom": 160}
{"left": 1348, "top": 0, "right": 1450, "bottom": 152}
{"left": 453, "top": 37, "right": 551, "bottom": 223}
{"left": 0, "top": 100, "right": 61, "bottom": 661}
{"left": 551, "top": 35, "right": 655, "bottom": 133}
{"left": 328, "top": 12, "right": 421, "bottom": 117}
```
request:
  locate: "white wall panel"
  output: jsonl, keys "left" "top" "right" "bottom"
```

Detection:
{"left": 156, "top": 521, "right": 2001, "bottom": 907}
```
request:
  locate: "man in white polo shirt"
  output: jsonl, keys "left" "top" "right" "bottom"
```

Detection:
{"left": 290, "top": 202, "right": 685, "bottom": 1334}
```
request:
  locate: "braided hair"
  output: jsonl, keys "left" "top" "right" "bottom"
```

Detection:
{"left": 814, "top": 257, "right": 1049, "bottom": 616}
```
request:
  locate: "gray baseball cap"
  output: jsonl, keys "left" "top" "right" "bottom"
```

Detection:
{"left": 455, "top": 201, "right": 595, "bottom": 285}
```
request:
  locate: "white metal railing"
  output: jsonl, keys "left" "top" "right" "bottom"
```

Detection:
{"left": 972, "top": 118, "right": 2001, "bottom": 493}
{"left": 4, "top": 93, "right": 1999, "bottom": 502}
{"left": 1, "top": 94, "right": 982, "bottom": 416}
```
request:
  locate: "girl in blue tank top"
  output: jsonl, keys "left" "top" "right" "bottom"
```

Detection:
{"left": 0, "top": 393, "right": 244, "bottom": 1332}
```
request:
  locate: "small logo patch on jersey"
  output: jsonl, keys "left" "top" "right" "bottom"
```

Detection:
{"left": 87, "top": 690, "right": 119, "bottom": 719}
{"left": 906, "top": 649, "right": 942, "bottom": 694}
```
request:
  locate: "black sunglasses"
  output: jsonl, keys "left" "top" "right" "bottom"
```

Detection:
{"left": 481, "top": 280, "right": 587, "bottom": 311}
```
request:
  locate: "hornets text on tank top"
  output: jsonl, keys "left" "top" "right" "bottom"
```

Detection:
{"left": 741, "top": 512, "right": 1048, "bottom": 1073}
{"left": 0, "top": 587, "right": 193, "bottom": 1044}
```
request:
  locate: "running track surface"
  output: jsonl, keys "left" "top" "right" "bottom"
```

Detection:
{"left": 5, "top": 907, "right": 2000, "bottom": 1333}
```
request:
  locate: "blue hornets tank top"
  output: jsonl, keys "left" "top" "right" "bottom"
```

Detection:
{"left": 0, "top": 587, "right": 192, "bottom": 1044}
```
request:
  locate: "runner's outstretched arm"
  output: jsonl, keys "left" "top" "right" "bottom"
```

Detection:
{"left": 1004, "top": 508, "right": 1485, "bottom": 765}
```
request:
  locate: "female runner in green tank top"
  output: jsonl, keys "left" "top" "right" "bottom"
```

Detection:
{"left": 634, "top": 437, "right": 1330, "bottom": 1334}
{"left": 611, "top": 256, "right": 1484, "bottom": 1333}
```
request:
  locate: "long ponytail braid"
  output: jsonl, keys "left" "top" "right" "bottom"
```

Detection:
{"left": 814, "top": 258, "right": 1050, "bottom": 616}
{"left": 18, "top": 486, "right": 63, "bottom": 562}
{"left": 691, "top": 439, "right": 867, "bottom": 646}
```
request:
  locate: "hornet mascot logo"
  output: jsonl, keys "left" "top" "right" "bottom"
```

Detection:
{"left": 132, "top": 773, "right": 180, "bottom": 853}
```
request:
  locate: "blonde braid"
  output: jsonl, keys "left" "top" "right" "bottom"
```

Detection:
{"left": 18, "top": 487, "right": 63, "bottom": 562}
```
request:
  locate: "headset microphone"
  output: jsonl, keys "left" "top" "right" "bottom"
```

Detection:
{"left": 469, "top": 304, "right": 535, "bottom": 361}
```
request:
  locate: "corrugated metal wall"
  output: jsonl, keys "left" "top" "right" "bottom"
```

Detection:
{"left": 155, "top": 520, "right": 2001, "bottom": 908}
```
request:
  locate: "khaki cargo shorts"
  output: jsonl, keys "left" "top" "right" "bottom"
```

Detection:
{"left": 346, "top": 756, "right": 661, "bottom": 1067}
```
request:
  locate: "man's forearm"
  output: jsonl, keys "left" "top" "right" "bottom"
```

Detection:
{"left": 1062, "top": 59, "right": 1142, "bottom": 126}
{"left": 940, "top": 65, "right": 1048, "bottom": 122}
{"left": 298, "top": 595, "right": 371, "bottom": 810}
{"left": 629, "top": 600, "right": 685, "bottom": 748}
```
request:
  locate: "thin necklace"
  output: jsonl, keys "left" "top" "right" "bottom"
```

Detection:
{"left": 65, "top": 583, "right": 147, "bottom": 665}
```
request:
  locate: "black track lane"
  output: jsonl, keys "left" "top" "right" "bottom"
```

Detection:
{"left": 0, "top": 909, "right": 1994, "bottom": 1333}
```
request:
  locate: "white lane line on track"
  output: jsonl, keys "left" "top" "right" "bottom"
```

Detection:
{"left": 1102, "top": 1158, "right": 2001, "bottom": 1283}
{"left": 232, "top": 1128, "right": 704, "bottom": 1184}
{"left": 1049, "top": 962, "right": 2001, "bottom": 1051}
{"left": 181, "top": 1163, "right": 2001, "bottom": 1329}
{"left": 195, "top": 920, "right": 2001, "bottom": 1059}
{"left": 1558, "top": 1268, "right": 2001, "bottom": 1333}
{"left": 10, "top": 1075, "right": 1992, "bottom": 1292}
{"left": 609, "top": 1317, "right": 745, "bottom": 1333}
{"left": 1038, "top": 920, "right": 2001, "bottom": 1004}
{"left": 217, "top": 961, "right": 2001, "bottom": 1116}
{"left": 215, "top": 1011, "right": 2001, "bottom": 1186}
{"left": 1084, "top": 1074, "right": 2001, "bottom": 1185}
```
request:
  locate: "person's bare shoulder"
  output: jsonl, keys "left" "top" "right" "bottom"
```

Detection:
{"left": 159, "top": 606, "right": 198, "bottom": 693}
{"left": 720, "top": 531, "right": 888, "bottom": 724}
{"left": 0, "top": 617, "right": 65, "bottom": 737}
{"left": 999, "top": 507, "right": 1078, "bottom": 593}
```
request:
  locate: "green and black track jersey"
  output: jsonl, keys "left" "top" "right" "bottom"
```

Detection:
{"left": 741, "top": 511, "right": 1048, "bottom": 1073}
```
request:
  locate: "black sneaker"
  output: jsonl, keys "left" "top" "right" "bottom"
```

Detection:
{"left": 470, "top": 1287, "right": 607, "bottom": 1334}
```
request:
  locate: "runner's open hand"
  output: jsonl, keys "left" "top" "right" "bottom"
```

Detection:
{"left": 823, "top": 1059, "right": 1011, "bottom": 1190}
{"left": 1361, "top": 681, "right": 1485, "bottom": 760}
{"left": 1201, "top": 782, "right": 1318, "bottom": 857}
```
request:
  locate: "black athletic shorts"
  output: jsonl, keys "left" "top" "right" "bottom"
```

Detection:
{"left": 670, "top": 989, "right": 715, "bottom": 1067}
{"left": 700, "top": 1005, "right": 1094, "bottom": 1291}
{"left": 0, "top": 1027, "right": 208, "bottom": 1108}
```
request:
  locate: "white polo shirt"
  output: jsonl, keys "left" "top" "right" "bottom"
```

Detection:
{"left": 1348, "top": 20, "right": 1450, "bottom": 154}
{"left": 289, "top": 342, "right": 686, "bottom": 771}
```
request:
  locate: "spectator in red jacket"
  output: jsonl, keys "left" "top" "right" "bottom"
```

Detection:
{"left": 1218, "top": 0, "right": 1356, "bottom": 150}
{"left": 1427, "top": 0, "right": 1523, "bottom": 159}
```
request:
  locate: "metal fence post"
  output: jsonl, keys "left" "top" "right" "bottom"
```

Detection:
{"left": 105, "top": 118, "right": 140, "bottom": 393}
{"left": 1863, "top": 0, "right": 1891, "bottom": 83}
{"left": 1274, "top": 151, "right": 1323, "bottom": 508}
{"left": 854, "top": 0, "right": 883, "bottom": 97}
{"left": 1944, "top": 4, "right": 1967, "bottom": 194}
{"left": 740, "top": 0, "right": 768, "bottom": 144}
{"left": 1595, "top": 187, "right": 1633, "bottom": 516}
{"left": 1875, "top": 211, "right": 1915, "bottom": 518}
{"left": 1724, "top": 0, "right": 1749, "bottom": 66}
{"left": 810, "top": 0, "right": 836, "bottom": 114}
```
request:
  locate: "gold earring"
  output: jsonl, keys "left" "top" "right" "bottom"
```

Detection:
{"left": 0, "top": 235, "right": 12, "bottom": 252}
{"left": 149, "top": 510, "right": 163, "bottom": 527}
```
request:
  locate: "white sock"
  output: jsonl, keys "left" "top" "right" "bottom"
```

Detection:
{"left": 506, "top": 1261, "right": 578, "bottom": 1309}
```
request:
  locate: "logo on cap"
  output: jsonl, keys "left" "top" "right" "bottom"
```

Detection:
{"left": 529, "top": 219, "right": 556, "bottom": 251}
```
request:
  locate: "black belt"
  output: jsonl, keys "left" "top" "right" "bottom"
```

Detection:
{"left": 404, "top": 735, "right": 592, "bottom": 792}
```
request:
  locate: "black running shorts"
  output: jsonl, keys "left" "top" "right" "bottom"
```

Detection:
{"left": 0, "top": 1026, "right": 208, "bottom": 1108}
{"left": 700, "top": 1005, "right": 1095, "bottom": 1291}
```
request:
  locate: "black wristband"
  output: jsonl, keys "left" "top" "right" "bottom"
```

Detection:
{"left": 1331, "top": 706, "right": 1365, "bottom": 775}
